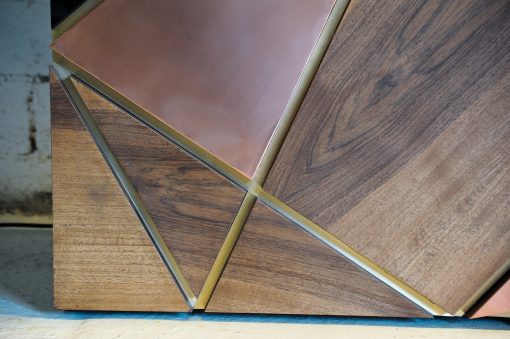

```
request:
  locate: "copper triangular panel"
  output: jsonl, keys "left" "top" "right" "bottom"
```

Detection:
{"left": 51, "top": 70, "right": 189, "bottom": 312}
{"left": 73, "top": 79, "right": 246, "bottom": 297}
{"left": 470, "top": 277, "right": 510, "bottom": 318}
{"left": 51, "top": 0, "right": 337, "bottom": 178}
{"left": 206, "top": 201, "right": 429, "bottom": 317}
{"left": 264, "top": 0, "right": 510, "bottom": 314}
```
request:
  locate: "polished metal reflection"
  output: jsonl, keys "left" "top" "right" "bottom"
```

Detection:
{"left": 51, "top": 0, "right": 336, "bottom": 178}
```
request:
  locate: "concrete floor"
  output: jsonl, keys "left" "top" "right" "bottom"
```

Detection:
{"left": 0, "top": 227, "right": 508, "bottom": 338}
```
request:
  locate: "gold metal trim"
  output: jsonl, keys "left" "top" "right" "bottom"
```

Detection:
{"left": 52, "top": 51, "right": 252, "bottom": 192}
{"left": 50, "top": 0, "right": 455, "bottom": 316}
{"left": 194, "top": 193, "right": 257, "bottom": 309}
{"left": 255, "top": 190, "right": 450, "bottom": 316}
{"left": 52, "top": 66, "right": 197, "bottom": 308}
{"left": 52, "top": 0, "right": 103, "bottom": 41}
{"left": 253, "top": 0, "right": 350, "bottom": 185}
{"left": 456, "top": 258, "right": 510, "bottom": 316}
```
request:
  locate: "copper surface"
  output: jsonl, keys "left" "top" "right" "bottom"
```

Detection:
{"left": 52, "top": 0, "right": 336, "bottom": 178}
{"left": 471, "top": 278, "right": 510, "bottom": 318}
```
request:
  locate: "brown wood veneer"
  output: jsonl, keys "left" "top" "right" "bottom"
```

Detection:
{"left": 264, "top": 0, "right": 510, "bottom": 314}
{"left": 73, "top": 79, "right": 246, "bottom": 297}
{"left": 51, "top": 70, "right": 189, "bottom": 311}
{"left": 206, "top": 201, "right": 429, "bottom": 317}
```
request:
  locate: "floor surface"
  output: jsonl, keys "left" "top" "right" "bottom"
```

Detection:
{"left": 0, "top": 227, "right": 508, "bottom": 338}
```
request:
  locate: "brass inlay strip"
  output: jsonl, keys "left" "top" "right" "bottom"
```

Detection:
{"left": 456, "top": 258, "right": 510, "bottom": 316}
{"left": 52, "top": 51, "right": 252, "bottom": 192}
{"left": 53, "top": 67, "right": 197, "bottom": 308}
{"left": 52, "top": 0, "right": 103, "bottom": 41}
{"left": 51, "top": 0, "right": 455, "bottom": 316}
{"left": 253, "top": 0, "right": 350, "bottom": 185}
{"left": 255, "top": 190, "right": 449, "bottom": 316}
{"left": 194, "top": 193, "right": 257, "bottom": 309}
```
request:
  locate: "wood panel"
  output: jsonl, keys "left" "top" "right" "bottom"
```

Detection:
{"left": 51, "top": 70, "right": 189, "bottom": 312}
{"left": 206, "top": 201, "right": 429, "bottom": 317}
{"left": 265, "top": 0, "right": 510, "bottom": 314}
{"left": 51, "top": 0, "right": 337, "bottom": 178}
{"left": 73, "top": 79, "right": 245, "bottom": 297}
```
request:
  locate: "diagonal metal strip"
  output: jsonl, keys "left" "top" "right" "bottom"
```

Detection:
{"left": 254, "top": 189, "right": 449, "bottom": 316}
{"left": 52, "top": 0, "right": 103, "bottom": 41}
{"left": 52, "top": 66, "right": 197, "bottom": 308}
{"left": 50, "top": 0, "right": 451, "bottom": 316}
{"left": 252, "top": 0, "right": 351, "bottom": 186}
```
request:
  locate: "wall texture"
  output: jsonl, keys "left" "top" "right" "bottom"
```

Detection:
{"left": 0, "top": 0, "right": 52, "bottom": 223}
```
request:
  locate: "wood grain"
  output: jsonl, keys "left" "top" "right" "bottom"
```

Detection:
{"left": 51, "top": 70, "right": 189, "bottom": 312}
{"left": 206, "top": 201, "right": 429, "bottom": 317}
{"left": 73, "top": 79, "right": 245, "bottom": 297}
{"left": 265, "top": 0, "right": 510, "bottom": 314}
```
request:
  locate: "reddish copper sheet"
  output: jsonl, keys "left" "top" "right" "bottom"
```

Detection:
{"left": 52, "top": 0, "right": 336, "bottom": 177}
{"left": 471, "top": 278, "right": 510, "bottom": 318}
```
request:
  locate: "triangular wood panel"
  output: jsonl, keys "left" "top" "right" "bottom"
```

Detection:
{"left": 206, "top": 201, "right": 429, "bottom": 317}
{"left": 51, "top": 70, "right": 189, "bottom": 312}
{"left": 73, "top": 79, "right": 246, "bottom": 297}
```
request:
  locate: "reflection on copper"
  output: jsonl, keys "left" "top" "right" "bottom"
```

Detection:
{"left": 52, "top": 0, "right": 336, "bottom": 177}
{"left": 471, "top": 278, "right": 510, "bottom": 318}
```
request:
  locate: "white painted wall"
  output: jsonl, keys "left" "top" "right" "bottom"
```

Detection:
{"left": 0, "top": 0, "right": 52, "bottom": 221}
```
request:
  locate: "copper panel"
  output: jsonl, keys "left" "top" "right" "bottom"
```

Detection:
{"left": 471, "top": 278, "right": 510, "bottom": 318}
{"left": 52, "top": 0, "right": 336, "bottom": 177}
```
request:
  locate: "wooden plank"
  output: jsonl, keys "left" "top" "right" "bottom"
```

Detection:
{"left": 206, "top": 201, "right": 429, "bottom": 317}
{"left": 51, "top": 70, "right": 189, "bottom": 312}
{"left": 73, "top": 79, "right": 246, "bottom": 297}
{"left": 264, "top": 0, "right": 510, "bottom": 314}
{"left": 51, "top": 0, "right": 337, "bottom": 178}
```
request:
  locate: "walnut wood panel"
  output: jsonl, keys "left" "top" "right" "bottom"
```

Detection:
{"left": 265, "top": 0, "right": 510, "bottom": 314}
{"left": 51, "top": 0, "right": 337, "bottom": 178}
{"left": 51, "top": 71, "right": 189, "bottom": 312}
{"left": 73, "top": 79, "right": 245, "bottom": 297}
{"left": 206, "top": 201, "right": 429, "bottom": 317}
{"left": 471, "top": 276, "right": 510, "bottom": 318}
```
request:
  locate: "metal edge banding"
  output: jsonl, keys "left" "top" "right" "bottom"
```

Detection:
{"left": 52, "top": 0, "right": 103, "bottom": 41}
{"left": 195, "top": 0, "right": 352, "bottom": 308}
{"left": 194, "top": 193, "right": 257, "bottom": 309}
{"left": 51, "top": 52, "right": 252, "bottom": 191}
{"left": 67, "top": 74, "right": 249, "bottom": 194}
{"left": 255, "top": 190, "right": 450, "bottom": 317}
{"left": 252, "top": 0, "right": 350, "bottom": 185}
{"left": 50, "top": 0, "right": 449, "bottom": 316}
{"left": 53, "top": 68, "right": 197, "bottom": 308}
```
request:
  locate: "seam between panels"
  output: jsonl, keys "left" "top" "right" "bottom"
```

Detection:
{"left": 194, "top": 193, "right": 257, "bottom": 309}
{"left": 252, "top": 0, "right": 351, "bottom": 185}
{"left": 52, "top": 0, "right": 353, "bottom": 312}
{"left": 194, "top": 0, "right": 353, "bottom": 309}
{"left": 52, "top": 66, "right": 197, "bottom": 309}
{"left": 52, "top": 51, "right": 252, "bottom": 192}
{"left": 254, "top": 188, "right": 450, "bottom": 317}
